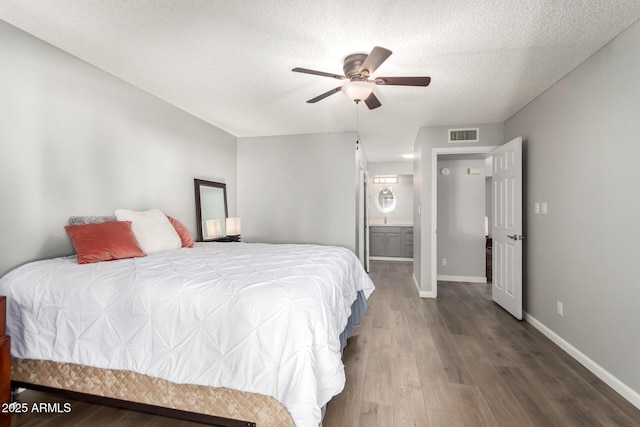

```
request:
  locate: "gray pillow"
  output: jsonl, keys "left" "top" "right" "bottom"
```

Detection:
{"left": 68, "top": 215, "right": 117, "bottom": 226}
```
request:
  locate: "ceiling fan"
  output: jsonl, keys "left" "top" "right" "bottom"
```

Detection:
{"left": 292, "top": 46, "right": 431, "bottom": 110}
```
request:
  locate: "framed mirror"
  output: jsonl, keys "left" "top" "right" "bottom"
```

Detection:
{"left": 374, "top": 187, "right": 397, "bottom": 213}
{"left": 194, "top": 179, "right": 228, "bottom": 242}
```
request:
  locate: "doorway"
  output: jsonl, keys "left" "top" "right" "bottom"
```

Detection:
{"left": 430, "top": 145, "right": 497, "bottom": 298}
{"left": 430, "top": 138, "right": 524, "bottom": 320}
{"left": 436, "top": 154, "right": 493, "bottom": 284}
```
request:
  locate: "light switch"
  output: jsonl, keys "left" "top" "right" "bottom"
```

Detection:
{"left": 534, "top": 202, "right": 540, "bottom": 214}
{"left": 541, "top": 202, "right": 548, "bottom": 215}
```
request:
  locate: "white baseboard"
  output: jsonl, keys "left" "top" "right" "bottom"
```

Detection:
{"left": 413, "top": 273, "right": 436, "bottom": 298}
{"left": 412, "top": 273, "right": 420, "bottom": 293}
{"left": 524, "top": 312, "right": 640, "bottom": 410}
{"left": 437, "top": 275, "right": 487, "bottom": 283}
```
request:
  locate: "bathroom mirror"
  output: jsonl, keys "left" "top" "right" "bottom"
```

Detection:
{"left": 374, "top": 187, "right": 397, "bottom": 213}
{"left": 194, "top": 179, "right": 228, "bottom": 242}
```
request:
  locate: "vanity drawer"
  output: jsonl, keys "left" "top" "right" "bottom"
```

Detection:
{"left": 402, "top": 227, "right": 413, "bottom": 258}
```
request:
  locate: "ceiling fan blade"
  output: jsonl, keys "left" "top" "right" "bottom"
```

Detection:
{"left": 364, "top": 93, "right": 381, "bottom": 110}
{"left": 292, "top": 67, "right": 345, "bottom": 80}
{"left": 359, "top": 46, "right": 392, "bottom": 76}
{"left": 374, "top": 76, "right": 431, "bottom": 86}
{"left": 307, "top": 86, "right": 343, "bottom": 103}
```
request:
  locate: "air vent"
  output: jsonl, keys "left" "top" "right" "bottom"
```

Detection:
{"left": 448, "top": 128, "right": 479, "bottom": 143}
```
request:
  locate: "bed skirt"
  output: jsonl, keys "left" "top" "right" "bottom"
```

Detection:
{"left": 339, "top": 289, "right": 368, "bottom": 352}
{"left": 11, "top": 358, "right": 294, "bottom": 427}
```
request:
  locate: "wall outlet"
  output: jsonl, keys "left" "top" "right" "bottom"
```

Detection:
{"left": 441, "top": 258, "right": 447, "bottom": 266}
{"left": 557, "top": 301, "right": 564, "bottom": 316}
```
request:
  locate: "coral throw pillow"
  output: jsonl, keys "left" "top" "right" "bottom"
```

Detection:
{"left": 167, "top": 216, "right": 195, "bottom": 248}
{"left": 65, "top": 221, "right": 146, "bottom": 264}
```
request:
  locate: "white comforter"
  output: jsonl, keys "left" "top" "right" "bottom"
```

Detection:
{"left": 0, "top": 242, "right": 374, "bottom": 427}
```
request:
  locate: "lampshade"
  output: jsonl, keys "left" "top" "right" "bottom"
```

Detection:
{"left": 205, "top": 218, "right": 222, "bottom": 238}
{"left": 226, "top": 217, "right": 241, "bottom": 236}
{"left": 342, "top": 81, "right": 374, "bottom": 102}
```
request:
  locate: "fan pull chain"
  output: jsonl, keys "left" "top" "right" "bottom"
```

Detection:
{"left": 356, "top": 101, "right": 360, "bottom": 138}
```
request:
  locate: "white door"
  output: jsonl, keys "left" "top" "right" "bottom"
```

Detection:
{"left": 364, "top": 171, "right": 370, "bottom": 272}
{"left": 492, "top": 137, "right": 523, "bottom": 319}
{"left": 358, "top": 167, "right": 366, "bottom": 267}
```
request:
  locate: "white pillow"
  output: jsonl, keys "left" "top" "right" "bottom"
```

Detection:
{"left": 114, "top": 208, "right": 182, "bottom": 254}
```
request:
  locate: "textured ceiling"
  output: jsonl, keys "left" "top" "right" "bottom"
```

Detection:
{"left": 2, "top": 1, "right": 640, "bottom": 162}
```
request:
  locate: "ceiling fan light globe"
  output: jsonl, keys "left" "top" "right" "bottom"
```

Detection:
{"left": 342, "top": 81, "right": 374, "bottom": 102}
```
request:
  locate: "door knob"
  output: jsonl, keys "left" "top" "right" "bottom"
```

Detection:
{"left": 508, "top": 234, "right": 525, "bottom": 241}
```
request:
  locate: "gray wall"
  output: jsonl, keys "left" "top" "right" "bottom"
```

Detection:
{"left": 413, "top": 142, "right": 424, "bottom": 284}
{"left": 437, "top": 159, "right": 486, "bottom": 280}
{"left": 368, "top": 161, "right": 413, "bottom": 176}
{"left": 368, "top": 162, "right": 414, "bottom": 226}
{"left": 237, "top": 132, "right": 360, "bottom": 252}
{"left": 369, "top": 175, "right": 413, "bottom": 225}
{"left": 413, "top": 123, "right": 504, "bottom": 294}
{"left": 505, "top": 20, "right": 640, "bottom": 395}
{"left": 0, "top": 20, "right": 237, "bottom": 276}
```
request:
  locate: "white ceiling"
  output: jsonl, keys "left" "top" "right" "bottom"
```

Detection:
{"left": 2, "top": 1, "right": 639, "bottom": 162}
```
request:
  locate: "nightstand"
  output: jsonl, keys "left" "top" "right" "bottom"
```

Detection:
{"left": 1, "top": 296, "right": 10, "bottom": 427}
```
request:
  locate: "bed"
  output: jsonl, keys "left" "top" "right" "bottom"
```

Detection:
{"left": 0, "top": 241, "right": 374, "bottom": 426}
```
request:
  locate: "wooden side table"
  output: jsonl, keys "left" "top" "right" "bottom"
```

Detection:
{"left": 0, "top": 296, "right": 10, "bottom": 427}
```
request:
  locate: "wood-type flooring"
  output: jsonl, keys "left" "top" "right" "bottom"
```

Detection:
{"left": 323, "top": 261, "right": 640, "bottom": 426}
{"left": 8, "top": 261, "right": 640, "bottom": 426}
